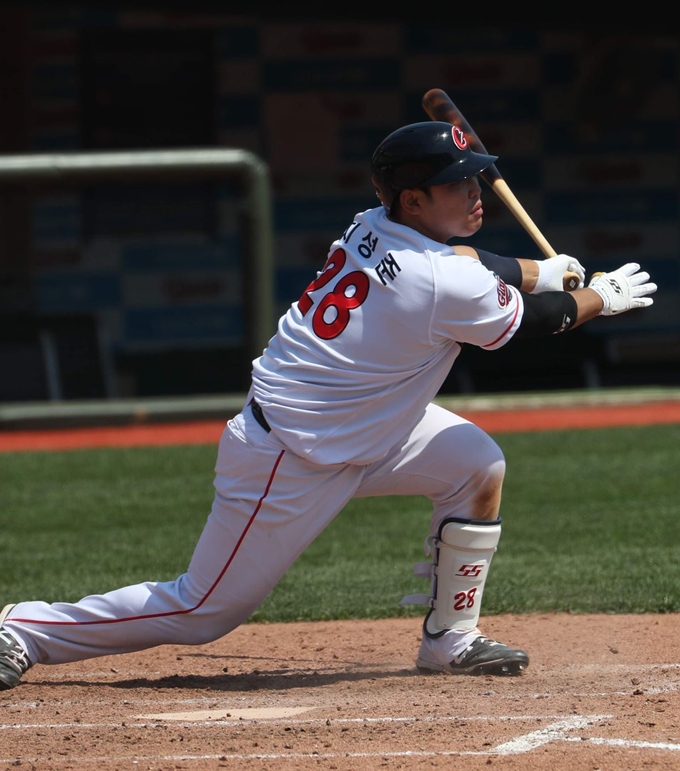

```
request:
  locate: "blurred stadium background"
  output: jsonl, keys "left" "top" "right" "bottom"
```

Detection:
{"left": 0, "top": 6, "right": 677, "bottom": 406}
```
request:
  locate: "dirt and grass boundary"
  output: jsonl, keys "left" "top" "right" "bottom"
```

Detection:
{"left": 2, "top": 386, "right": 680, "bottom": 452}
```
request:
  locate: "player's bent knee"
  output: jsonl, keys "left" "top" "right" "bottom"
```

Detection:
{"left": 434, "top": 437, "right": 505, "bottom": 521}
{"left": 453, "top": 423, "right": 505, "bottom": 476}
{"left": 478, "top": 434, "right": 505, "bottom": 475}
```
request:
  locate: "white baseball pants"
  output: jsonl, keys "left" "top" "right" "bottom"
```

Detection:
{"left": 6, "top": 401, "right": 505, "bottom": 666}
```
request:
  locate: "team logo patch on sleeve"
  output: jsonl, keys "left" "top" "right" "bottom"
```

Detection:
{"left": 496, "top": 277, "right": 510, "bottom": 307}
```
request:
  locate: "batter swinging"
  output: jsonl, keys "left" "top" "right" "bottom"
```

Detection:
{"left": 0, "top": 122, "right": 657, "bottom": 689}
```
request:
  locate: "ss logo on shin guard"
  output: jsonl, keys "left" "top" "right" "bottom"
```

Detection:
{"left": 456, "top": 563, "right": 484, "bottom": 577}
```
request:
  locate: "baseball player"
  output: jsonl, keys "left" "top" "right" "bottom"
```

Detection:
{"left": 0, "top": 121, "right": 657, "bottom": 689}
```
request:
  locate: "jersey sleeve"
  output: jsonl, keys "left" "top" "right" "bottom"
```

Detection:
{"left": 431, "top": 255, "right": 524, "bottom": 350}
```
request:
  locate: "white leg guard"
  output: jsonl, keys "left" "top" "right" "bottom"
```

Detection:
{"left": 428, "top": 517, "right": 501, "bottom": 633}
{"left": 401, "top": 517, "right": 501, "bottom": 635}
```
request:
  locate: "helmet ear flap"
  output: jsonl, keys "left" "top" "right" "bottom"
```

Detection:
{"left": 371, "top": 174, "right": 385, "bottom": 203}
{"left": 371, "top": 174, "right": 398, "bottom": 213}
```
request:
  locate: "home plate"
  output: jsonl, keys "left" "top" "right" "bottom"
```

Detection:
{"left": 137, "top": 706, "right": 314, "bottom": 721}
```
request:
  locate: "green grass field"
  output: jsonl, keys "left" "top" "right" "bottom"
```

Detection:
{"left": 1, "top": 424, "right": 679, "bottom": 621}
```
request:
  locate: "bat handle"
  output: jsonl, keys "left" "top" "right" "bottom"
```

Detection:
{"left": 564, "top": 270, "right": 606, "bottom": 291}
{"left": 564, "top": 272, "right": 580, "bottom": 292}
{"left": 587, "top": 271, "right": 605, "bottom": 285}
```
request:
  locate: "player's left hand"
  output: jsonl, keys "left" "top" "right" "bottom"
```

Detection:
{"left": 588, "top": 262, "right": 657, "bottom": 316}
{"left": 532, "top": 254, "right": 585, "bottom": 293}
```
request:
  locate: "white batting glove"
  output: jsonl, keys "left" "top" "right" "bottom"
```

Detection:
{"left": 588, "top": 262, "right": 657, "bottom": 316}
{"left": 532, "top": 254, "right": 585, "bottom": 293}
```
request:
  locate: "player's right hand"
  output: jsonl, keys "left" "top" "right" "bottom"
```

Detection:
{"left": 532, "top": 253, "right": 585, "bottom": 293}
{"left": 588, "top": 262, "right": 657, "bottom": 316}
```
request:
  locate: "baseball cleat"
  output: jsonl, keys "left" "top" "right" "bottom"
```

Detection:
{"left": 0, "top": 627, "right": 32, "bottom": 690}
{"left": 416, "top": 635, "right": 529, "bottom": 676}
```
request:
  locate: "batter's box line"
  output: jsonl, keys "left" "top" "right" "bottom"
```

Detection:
{"left": 491, "top": 716, "right": 639, "bottom": 755}
{"left": 6, "top": 716, "right": 680, "bottom": 766}
{"left": 7, "top": 722, "right": 680, "bottom": 766}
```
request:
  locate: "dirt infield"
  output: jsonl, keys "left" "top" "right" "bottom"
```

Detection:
{"left": 1, "top": 399, "right": 679, "bottom": 769}
{"left": 3, "top": 614, "right": 679, "bottom": 770}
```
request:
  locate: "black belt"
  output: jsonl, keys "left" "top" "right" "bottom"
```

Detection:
{"left": 249, "top": 399, "right": 271, "bottom": 433}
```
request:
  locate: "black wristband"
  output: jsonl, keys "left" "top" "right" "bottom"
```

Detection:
{"left": 515, "top": 291, "right": 578, "bottom": 337}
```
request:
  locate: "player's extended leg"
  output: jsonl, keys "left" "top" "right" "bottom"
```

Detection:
{"left": 0, "top": 405, "right": 365, "bottom": 688}
{"left": 355, "top": 402, "right": 529, "bottom": 676}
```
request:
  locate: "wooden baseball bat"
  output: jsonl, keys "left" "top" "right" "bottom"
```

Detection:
{"left": 422, "top": 88, "right": 580, "bottom": 291}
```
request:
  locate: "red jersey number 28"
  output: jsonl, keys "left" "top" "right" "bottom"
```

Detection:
{"left": 297, "top": 248, "right": 370, "bottom": 340}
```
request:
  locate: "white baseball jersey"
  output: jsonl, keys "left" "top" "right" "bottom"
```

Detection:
{"left": 252, "top": 206, "right": 524, "bottom": 465}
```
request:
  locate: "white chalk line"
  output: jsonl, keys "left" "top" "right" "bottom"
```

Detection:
{"left": 5, "top": 714, "right": 680, "bottom": 764}
{"left": 5, "top": 724, "right": 680, "bottom": 764}
{"left": 492, "top": 716, "right": 607, "bottom": 754}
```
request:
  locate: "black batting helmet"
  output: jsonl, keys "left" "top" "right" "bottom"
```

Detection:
{"left": 370, "top": 121, "right": 498, "bottom": 211}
